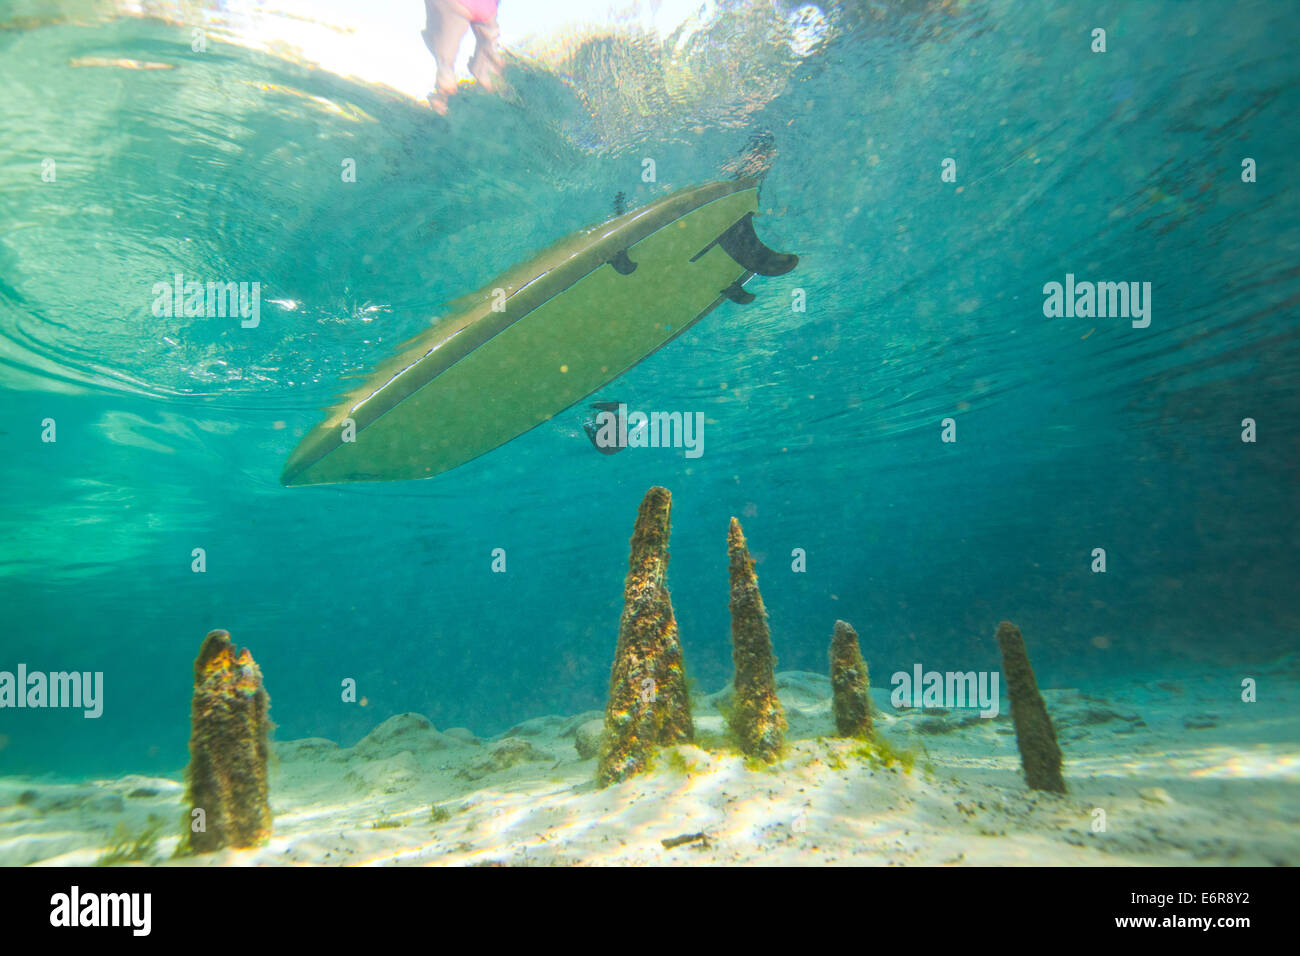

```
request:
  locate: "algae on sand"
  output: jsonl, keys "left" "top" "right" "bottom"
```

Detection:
{"left": 96, "top": 818, "right": 166, "bottom": 866}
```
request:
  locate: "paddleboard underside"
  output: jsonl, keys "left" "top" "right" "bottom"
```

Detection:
{"left": 281, "top": 179, "right": 795, "bottom": 485}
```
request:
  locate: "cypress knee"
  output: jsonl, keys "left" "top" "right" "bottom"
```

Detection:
{"left": 597, "top": 487, "right": 693, "bottom": 786}
{"left": 185, "top": 630, "right": 272, "bottom": 851}
{"left": 726, "top": 517, "right": 785, "bottom": 762}
{"left": 829, "top": 619, "right": 872, "bottom": 738}
{"left": 995, "top": 621, "right": 1066, "bottom": 794}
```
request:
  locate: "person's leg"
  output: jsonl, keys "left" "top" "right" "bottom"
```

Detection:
{"left": 422, "top": 0, "right": 471, "bottom": 105}
{"left": 468, "top": 16, "right": 503, "bottom": 91}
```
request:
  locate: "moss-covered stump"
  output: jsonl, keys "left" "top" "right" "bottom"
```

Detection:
{"left": 995, "top": 621, "right": 1066, "bottom": 794}
{"left": 726, "top": 517, "right": 786, "bottom": 762}
{"left": 597, "top": 487, "right": 693, "bottom": 786}
{"left": 829, "top": 619, "right": 872, "bottom": 738}
{"left": 184, "top": 629, "right": 272, "bottom": 851}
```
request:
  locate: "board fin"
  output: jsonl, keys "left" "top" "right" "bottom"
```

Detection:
{"left": 722, "top": 273, "right": 757, "bottom": 304}
{"left": 583, "top": 401, "right": 629, "bottom": 455}
{"left": 608, "top": 249, "right": 638, "bottom": 275}
{"left": 691, "top": 212, "right": 798, "bottom": 276}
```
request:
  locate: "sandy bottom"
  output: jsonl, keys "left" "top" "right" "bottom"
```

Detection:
{"left": 3, "top": 658, "right": 1297, "bottom": 866}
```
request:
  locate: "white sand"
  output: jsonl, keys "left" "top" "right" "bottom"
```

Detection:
{"left": 3, "top": 658, "right": 1297, "bottom": 866}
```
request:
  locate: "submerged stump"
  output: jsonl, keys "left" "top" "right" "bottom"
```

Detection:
{"left": 829, "top": 619, "right": 872, "bottom": 738}
{"left": 995, "top": 621, "right": 1066, "bottom": 794}
{"left": 597, "top": 487, "right": 693, "bottom": 786}
{"left": 185, "top": 629, "right": 272, "bottom": 851}
{"left": 726, "top": 517, "right": 785, "bottom": 762}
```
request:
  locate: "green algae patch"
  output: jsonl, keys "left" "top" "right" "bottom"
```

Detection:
{"left": 96, "top": 818, "right": 165, "bottom": 866}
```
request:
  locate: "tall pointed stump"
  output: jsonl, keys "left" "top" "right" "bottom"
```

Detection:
{"left": 829, "top": 619, "right": 872, "bottom": 738}
{"left": 995, "top": 621, "right": 1066, "bottom": 794}
{"left": 185, "top": 629, "right": 272, "bottom": 851}
{"left": 727, "top": 517, "right": 785, "bottom": 762}
{"left": 597, "top": 487, "right": 693, "bottom": 786}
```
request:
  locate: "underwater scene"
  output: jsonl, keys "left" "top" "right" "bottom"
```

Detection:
{"left": 1, "top": 0, "right": 1298, "bottom": 875}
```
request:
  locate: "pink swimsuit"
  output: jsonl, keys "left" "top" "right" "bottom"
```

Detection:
{"left": 460, "top": 0, "right": 498, "bottom": 24}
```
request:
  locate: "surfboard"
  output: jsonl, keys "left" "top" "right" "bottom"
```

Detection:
{"left": 281, "top": 178, "right": 797, "bottom": 485}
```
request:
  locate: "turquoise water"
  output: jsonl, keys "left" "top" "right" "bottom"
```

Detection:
{"left": 1, "top": 0, "right": 1297, "bottom": 780}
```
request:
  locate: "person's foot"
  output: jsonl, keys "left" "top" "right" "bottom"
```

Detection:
{"left": 469, "top": 51, "right": 500, "bottom": 91}
{"left": 428, "top": 63, "right": 458, "bottom": 113}
{"left": 435, "top": 63, "right": 458, "bottom": 96}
